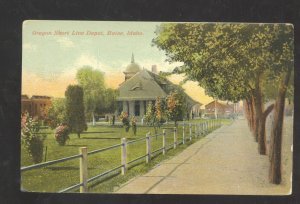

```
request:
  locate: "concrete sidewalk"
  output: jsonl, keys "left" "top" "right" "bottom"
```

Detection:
{"left": 114, "top": 119, "right": 292, "bottom": 195}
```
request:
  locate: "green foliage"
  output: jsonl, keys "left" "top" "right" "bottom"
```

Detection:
{"left": 21, "top": 113, "right": 46, "bottom": 163}
{"left": 131, "top": 116, "right": 137, "bottom": 136}
{"left": 76, "top": 66, "right": 106, "bottom": 120}
{"left": 119, "top": 111, "right": 130, "bottom": 132}
{"left": 65, "top": 85, "right": 87, "bottom": 138}
{"left": 54, "top": 124, "right": 70, "bottom": 146}
{"left": 144, "top": 97, "right": 166, "bottom": 133}
{"left": 46, "top": 98, "right": 66, "bottom": 129}
{"left": 97, "top": 88, "right": 118, "bottom": 114}
{"left": 166, "top": 91, "right": 184, "bottom": 125}
{"left": 76, "top": 67, "right": 118, "bottom": 120}
{"left": 153, "top": 23, "right": 294, "bottom": 102}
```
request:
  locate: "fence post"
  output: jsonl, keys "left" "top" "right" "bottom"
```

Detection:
{"left": 182, "top": 125, "right": 185, "bottom": 144}
{"left": 189, "top": 123, "right": 192, "bottom": 141}
{"left": 79, "top": 147, "right": 88, "bottom": 193}
{"left": 146, "top": 132, "right": 151, "bottom": 163}
{"left": 194, "top": 124, "right": 197, "bottom": 139}
{"left": 121, "top": 138, "right": 127, "bottom": 175}
{"left": 162, "top": 129, "right": 166, "bottom": 155}
{"left": 173, "top": 127, "right": 177, "bottom": 149}
{"left": 200, "top": 123, "right": 203, "bottom": 136}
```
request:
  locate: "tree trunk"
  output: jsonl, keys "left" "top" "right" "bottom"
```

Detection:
{"left": 243, "top": 100, "right": 251, "bottom": 129}
{"left": 253, "top": 74, "right": 271, "bottom": 155}
{"left": 253, "top": 91, "right": 262, "bottom": 144}
{"left": 248, "top": 97, "right": 255, "bottom": 133}
{"left": 258, "top": 104, "right": 274, "bottom": 155}
{"left": 249, "top": 95, "right": 258, "bottom": 141}
{"left": 269, "top": 70, "right": 291, "bottom": 184}
{"left": 258, "top": 114, "right": 266, "bottom": 154}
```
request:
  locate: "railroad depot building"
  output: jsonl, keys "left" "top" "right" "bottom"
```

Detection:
{"left": 204, "top": 100, "right": 235, "bottom": 118}
{"left": 116, "top": 54, "right": 202, "bottom": 120}
{"left": 21, "top": 95, "right": 52, "bottom": 119}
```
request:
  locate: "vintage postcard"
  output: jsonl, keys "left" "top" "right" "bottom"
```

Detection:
{"left": 21, "top": 21, "right": 293, "bottom": 195}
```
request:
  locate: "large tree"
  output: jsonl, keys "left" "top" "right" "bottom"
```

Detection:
{"left": 65, "top": 85, "right": 87, "bottom": 138}
{"left": 76, "top": 66, "right": 105, "bottom": 125}
{"left": 47, "top": 98, "right": 66, "bottom": 129}
{"left": 153, "top": 23, "right": 293, "bottom": 184}
{"left": 96, "top": 88, "right": 118, "bottom": 114}
{"left": 267, "top": 25, "right": 294, "bottom": 184}
{"left": 166, "top": 91, "right": 185, "bottom": 126}
{"left": 153, "top": 23, "right": 283, "bottom": 154}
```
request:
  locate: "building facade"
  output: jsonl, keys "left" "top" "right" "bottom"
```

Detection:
{"left": 204, "top": 100, "right": 234, "bottom": 118}
{"left": 21, "top": 95, "right": 52, "bottom": 119}
{"left": 116, "top": 54, "right": 202, "bottom": 120}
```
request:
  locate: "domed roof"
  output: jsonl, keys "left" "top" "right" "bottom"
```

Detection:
{"left": 124, "top": 53, "right": 141, "bottom": 73}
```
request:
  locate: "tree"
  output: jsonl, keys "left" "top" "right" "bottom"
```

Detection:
{"left": 76, "top": 66, "right": 105, "bottom": 125}
{"left": 47, "top": 98, "right": 66, "bottom": 129}
{"left": 166, "top": 91, "right": 184, "bottom": 126}
{"left": 65, "top": 85, "right": 87, "bottom": 138}
{"left": 144, "top": 97, "right": 165, "bottom": 134}
{"left": 267, "top": 25, "right": 294, "bottom": 184}
{"left": 153, "top": 23, "right": 279, "bottom": 155}
{"left": 96, "top": 88, "right": 118, "bottom": 114}
{"left": 21, "top": 113, "right": 46, "bottom": 163}
{"left": 153, "top": 23, "right": 293, "bottom": 184}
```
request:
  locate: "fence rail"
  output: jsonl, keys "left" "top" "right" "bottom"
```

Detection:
{"left": 21, "top": 119, "right": 223, "bottom": 193}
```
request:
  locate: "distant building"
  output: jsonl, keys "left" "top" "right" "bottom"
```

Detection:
{"left": 21, "top": 95, "right": 52, "bottom": 119}
{"left": 116, "top": 54, "right": 202, "bottom": 120}
{"left": 205, "top": 100, "right": 234, "bottom": 118}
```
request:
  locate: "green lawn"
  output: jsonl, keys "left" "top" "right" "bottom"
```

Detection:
{"left": 21, "top": 119, "right": 229, "bottom": 193}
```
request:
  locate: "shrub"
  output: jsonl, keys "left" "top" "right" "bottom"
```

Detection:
{"left": 54, "top": 124, "right": 70, "bottom": 146}
{"left": 65, "top": 85, "right": 87, "bottom": 138}
{"left": 131, "top": 116, "right": 137, "bottom": 136}
{"left": 21, "top": 113, "right": 46, "bottom": 164}
{"left": 119, "top": 111, "right": 130, "bottom": 132}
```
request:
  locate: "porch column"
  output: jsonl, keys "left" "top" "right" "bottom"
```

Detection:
{"left": 122, "top": 101, "right": 128, "bottom": 113}
{"left": 140, "top": 100, "right": 145, "bottom": 117}
{"left": 129, "top": 101, "right": 135, "bottom": 116}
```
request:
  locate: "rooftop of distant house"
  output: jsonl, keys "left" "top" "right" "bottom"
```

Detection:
{"left": 21, "top": 95, "right": 52, "bottom": 100}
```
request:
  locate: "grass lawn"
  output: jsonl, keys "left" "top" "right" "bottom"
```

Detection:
{"left": 21, "top": 119, "right": 230, "bottom": 193}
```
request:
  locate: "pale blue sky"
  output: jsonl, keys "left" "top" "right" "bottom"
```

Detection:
{"left": 22, "top": 20, "right": 175, "bottom": 79}
{"left": 22, "top": 20, "right": 214, "bottom": 104}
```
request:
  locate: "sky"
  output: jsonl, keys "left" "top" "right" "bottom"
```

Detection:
{"left": 22, "top": 20, "right": 214, "bottom": 105}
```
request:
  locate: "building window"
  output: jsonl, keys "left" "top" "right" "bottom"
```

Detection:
{"left": 135, "top": 101, "right": 140, "bottom": 116}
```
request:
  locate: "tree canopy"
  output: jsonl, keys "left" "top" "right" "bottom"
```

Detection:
{"left": 76, "top": 66, "right": 106, "bottom": 119}
{"left": 152, "top": 23, "right": 293, "bottom": 103}
{"left": 65, "top": 85, "right": 87, "bottom": 138}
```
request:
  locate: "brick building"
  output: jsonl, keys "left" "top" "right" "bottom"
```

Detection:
{"left": 21, "top": 95, "right": 52, "bottom": 119}
{"left": 204, "top": 100, "right": 234, "bottom": 118}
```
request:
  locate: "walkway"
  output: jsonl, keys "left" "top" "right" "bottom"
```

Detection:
{"left": 115, "top": 118, "right": 292, "bottom": 195}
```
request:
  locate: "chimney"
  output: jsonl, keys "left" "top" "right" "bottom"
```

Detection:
{"left": 151, "top": 65, "right": 157, "bottom": 74}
